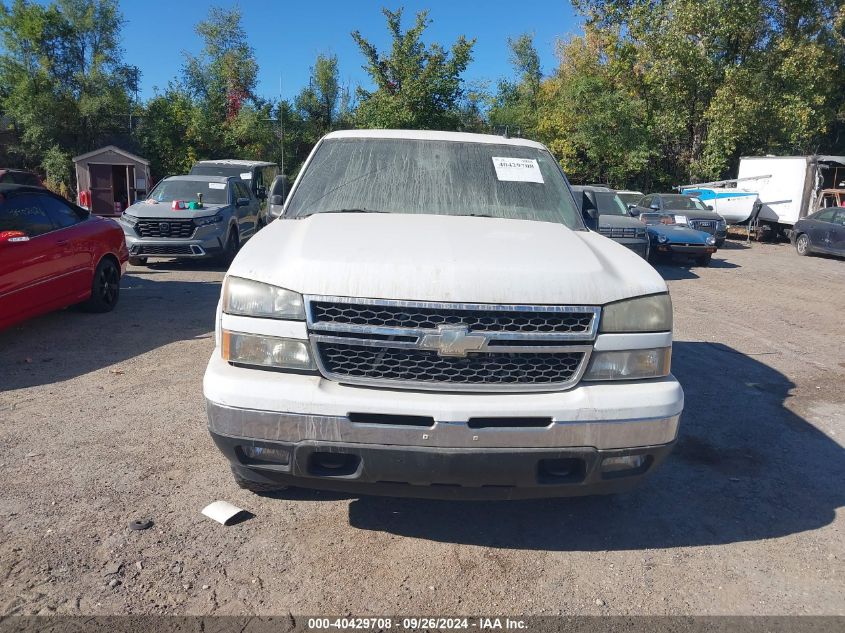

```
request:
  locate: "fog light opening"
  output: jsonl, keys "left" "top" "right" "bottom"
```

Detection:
{"left": 308, "top": 452, "right": 360, "bottom": 477}
{"left": 238, "top": 444, "right": 291, "bottom": 467}
{"left": 537, "top": 458, "right": 586, "bottom": 484}
{"left": 601, "top": 454, "right": 652, "bottom": 479}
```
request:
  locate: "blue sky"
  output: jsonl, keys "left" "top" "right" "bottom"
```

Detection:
{"left": 116, "top": 0, "right": 582, "bottom": 102}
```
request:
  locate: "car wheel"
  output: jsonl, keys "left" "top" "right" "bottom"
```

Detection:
{"left": 218, "top": 227, "right": 239, "bottom": 264}
{"left": 81, "top": 257, "right": 120, "bottom": 313}
{"left": 696, "top": 253, "right": 712, "bottom": 266}
{"left": 128, "top": 256, "right": 147, "bottom": 266}
{"left": 231, "top": 467, "right": 288, "bottom": 494}
{"left": 795, "top": 233, "right": 811, "bottom": 256}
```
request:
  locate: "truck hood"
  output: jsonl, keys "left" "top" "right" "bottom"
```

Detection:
{"left": 598, "top": 214, "right": 644, "bottom": 228}
{"left": 230, "top": 213, "right": 667, "bottom": 305}
{"left": 123, "top": 200, "right": 228, "bottom": 220}
{"left": 648, "top": 224, "right": 712, "bottom": 244}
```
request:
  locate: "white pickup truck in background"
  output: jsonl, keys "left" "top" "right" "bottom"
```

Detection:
{"left": 203, "top": 130, "right": 684, "bottom": 499}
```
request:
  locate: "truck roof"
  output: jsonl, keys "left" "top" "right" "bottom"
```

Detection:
{"left": 193, "top": 159, "right": 277, "bottom": 167}
{"left": 166, "top": 174, "right": 231, "bottom": 183}
{"left": 323, "top": 129, "right": 548, "bottom": 150}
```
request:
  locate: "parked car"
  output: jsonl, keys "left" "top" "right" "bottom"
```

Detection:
{"left": 616, "top": 190, "right": 644, "bottom": 208}
{"left": 265, "top": 174, "right": 289, "bottom": 223}
{"left": 0, "top": 184, "right": 128, "bottom": 330}
{"left": 189, "top": 160, "right": 278, "bottom": 227}
{"left": 571, "top": 185, "right": 649, "bottom": 258}
{"left": 118, "top": 175, "right": 260, "bottom": 265}
{"left": 0, "top": 168, "right": 44, "bottom": 187}
{"left": 792, "top": 207, "right": 845, "bottom": 257}
{"left": 633, "top": 193, "right": 727, "bottom": 247}
{"left": 639, "top": 212, "right": 717, "bottom": 266}
{"left": 203, "top": 129, "right": 683, "bottom": 499}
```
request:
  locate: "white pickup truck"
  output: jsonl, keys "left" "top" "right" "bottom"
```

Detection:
{"left": 203, "top": 130, "right": 684, "bottom": 499}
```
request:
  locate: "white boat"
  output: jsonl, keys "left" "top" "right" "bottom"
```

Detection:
{"left": 680, "top": 186, "right": 760, "bottom": 224}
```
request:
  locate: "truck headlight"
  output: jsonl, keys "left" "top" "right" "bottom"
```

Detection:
{"left": 222, "top": 276, "right": 305, "bottom": 320}
{"left": 222, "top": 331, "right": 315, "bottom": 371}
{"left": 584, "top": 348, "right": 671, "bottom": 381}
{"left": 600, "top": 294, "right": 672, "bottom": 333}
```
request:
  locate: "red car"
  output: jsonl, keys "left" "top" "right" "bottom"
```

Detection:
{"left": 0, "top": 184, "right": 128, "bottom": 330}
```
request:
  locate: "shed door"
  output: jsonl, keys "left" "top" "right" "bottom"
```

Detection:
{"left": 89, "top": 164, "right": 114, "bottom": 216}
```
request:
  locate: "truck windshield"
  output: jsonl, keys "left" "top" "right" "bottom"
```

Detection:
{"left": 285, "top": 138, "right": 584, "bottom": 228}
{"left": 147, "top": 180, "right": 229, "bottom": 205}
{"left": 594, "top": 192, "right": 630, "bottom": 216}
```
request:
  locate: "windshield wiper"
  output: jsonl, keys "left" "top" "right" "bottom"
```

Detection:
{"left": 295, "top": 208, "right": 389, "bottom": 219}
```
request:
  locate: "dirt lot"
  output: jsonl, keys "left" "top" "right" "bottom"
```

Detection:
{"left": 0, "top": 238, "right": 843, "bottom": 617}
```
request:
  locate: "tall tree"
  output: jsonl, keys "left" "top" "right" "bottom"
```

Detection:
{"left": 0, "top": 0, "right": 137, "bottom": 191}
{"left": 351, "top": 7, "right": 475, "bottom": 129}
{"left": 489, "top": 33, "right": 542, "bottom": 137}
{"left": 295, "top": 53, "right": 343, "bottom": 140}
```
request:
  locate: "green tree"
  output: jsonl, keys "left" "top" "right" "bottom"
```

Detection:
{"left": 489, "top": 33, "right": 542, "bottom": 137}
{"left": 0, "top": 0, "right": 136, "bottom": 190}
{"left": 295, "top": 53, "right": 345, "bottom": 140}
{"left": 351, "top": 7, "right": 475, "bottom": 129}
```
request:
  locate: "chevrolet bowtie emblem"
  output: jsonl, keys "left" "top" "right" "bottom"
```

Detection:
{"left": 419, "top": 324, "right": 487, "bottom": 357}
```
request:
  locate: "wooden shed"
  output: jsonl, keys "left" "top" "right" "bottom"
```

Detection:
{"left": 72, "top": 145, "right": 152, "bottom": 217}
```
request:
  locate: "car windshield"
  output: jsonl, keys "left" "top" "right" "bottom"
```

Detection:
{"left": 663, "top": 195, "right": 704, "bottom": 211}
{"left": 147, "top": 180, "right": 229, "bottom": 205}
{"left": 285, "top": 138, "right": 584, "bottom": 228}
{"left": 594, "top": 192, "right": 630, "bottom": 216}
{"left": 616, "top": 192, "right": 642, "bottom": 207}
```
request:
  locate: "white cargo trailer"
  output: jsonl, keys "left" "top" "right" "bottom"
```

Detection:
{"left": 737, "top": 155, "right": 845, "bottom": 237}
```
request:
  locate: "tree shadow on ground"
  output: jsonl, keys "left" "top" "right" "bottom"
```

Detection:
{"left": 0, "top": 272, "right": 221, "bottom": 390}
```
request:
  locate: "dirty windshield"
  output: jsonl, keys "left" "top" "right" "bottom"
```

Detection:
{"left": 147, "top": 180, "right": 229, "bottom": 205}
{"left": 285, "top": 138, "right": 584, "bottom": 228}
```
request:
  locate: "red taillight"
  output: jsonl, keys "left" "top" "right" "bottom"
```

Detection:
{"left": 0, "top": 230, "right": 29, "bottom": 243}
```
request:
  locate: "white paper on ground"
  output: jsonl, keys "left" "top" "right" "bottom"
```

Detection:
{"left": 492, "top": 157, "right": 544, "bottom": 183}
{"left": 202, "top": 500, "right": 246, "bottom": 525}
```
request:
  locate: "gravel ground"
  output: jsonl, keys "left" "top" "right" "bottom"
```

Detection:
{"left": 0, "top": 238, "right": 843, "bottom": 617}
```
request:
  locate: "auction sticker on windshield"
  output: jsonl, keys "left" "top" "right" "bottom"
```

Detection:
{"left": 209, "top": 183, "right": 226, "bottom": 189}
{"left": 492, "top": 157, "right": 544, "bottom": 183}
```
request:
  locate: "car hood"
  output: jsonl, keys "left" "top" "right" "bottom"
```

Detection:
{"left": 598, "top": 214, "right": 644, "bottom": 229}
{"left": 648, "top": 224, "right": 712, "bottom": 243}
{"left": 123, "top": 200, "right": 228, "bottom": 220}
{"left": 229, "top": 213, "right": 666, "bottom": 305}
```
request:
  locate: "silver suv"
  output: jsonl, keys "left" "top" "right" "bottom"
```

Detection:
{"left": 119, "top": 175, "right": 260, "bottom": 265}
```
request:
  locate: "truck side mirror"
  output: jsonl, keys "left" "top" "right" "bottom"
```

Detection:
{"left": 706, "top": 205, "right": 714, "bottom": 211}
{"left": 236, "top": 197, "right": 250, "bottom": 207}
{"left": 269, "top": 195, "right": 284, "bottom": 206}
{"left": 257, "top": 186, "right": 267, "bottom": 200}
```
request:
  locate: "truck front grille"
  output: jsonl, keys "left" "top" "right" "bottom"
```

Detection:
{"left": 307, "top": 297, "right": 599, "bottom": 392}
{"left": 309, "top": 301, "right": 594, "bottom": 334}
{"left": 599, "top": 226, "right": 646, "bottom": 239}
{"left": 317, "top": 343, "right": 585, "bottom": 387}
{"left": 136, "top": 220, "right": 196, "bottom": 238}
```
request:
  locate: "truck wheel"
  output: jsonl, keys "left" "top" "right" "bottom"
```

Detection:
{"left": 81, "top": 257, "right": 121, "bottom": 313}
{"left": 795, "top": 233, "right": 811, "bottom": 256}
{"left": 696, "top": 253, "right": 712, "bottom": 266}
{"left": 231, "top": 467, "right": 288, "bottom": 493}
{"left": 128, "top": 257, "right": 147, "bottom": 266}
